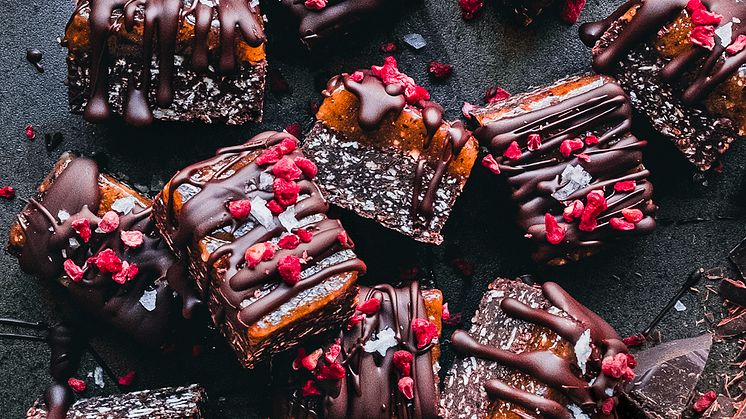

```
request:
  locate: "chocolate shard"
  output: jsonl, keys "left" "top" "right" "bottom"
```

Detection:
{"left": 580, "top": 0, "right": 746, "bottom": 171}
{"left": 441, "top": 278, "right": 632, "bottom": 418}
{"left": 719, "top": 278, "right": 746, "bottom": 307}
{"left": 64, "top": 0, "right": 267, "bottom": 125}
{"left": 273, "top": 282, "right": 443, "bottom": 419}
{"left": 153, "top": 131, "right": 366, "bottom": 368}
{"left": 26, "top": 384, "right": 207, "bottom": 418}
{"left": 622, "top": 334, "right": 713, "bottom": 419}
{"left": 471, "top": 74, "right": 656, "bottom": 265}
{"left": 730, "top": 237, "right": 746, "bottom": 279}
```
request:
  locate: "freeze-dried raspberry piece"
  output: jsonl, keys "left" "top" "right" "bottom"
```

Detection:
{"left": 692, "top": 390, "right": 717, "bottom": 413}
{"left": 72, "top": 218, "right": 92, "bottom": 243}
{"left": 278, "top": 255, "right": 302, "bottom": 285}
{"left": 337, "top": 230, "right": 352, "bottom": 247}
{"left": 267, "top": 200, "right": 284, "bottom": 215}
{"left": 117, "top": 371, "right": 136, "bottom": 386}
{"left": 112, "top": 261, "right": 139, "bottom": 284}
{"left": 244, "top": 242, "right": 275, "bottom": 268}
{"left": 481, "top": 154, "right": 501, "bottom": 174}
{"left": 278, "top": 234, "right": 301, "bottom": 250}
{"left": 527, "top": 134, "right": 542, "bottom": 151}
{"left": 458, "top": 0, "right": 484, "bottom": 21}
{"left": 380, "top": 42, "right": 398, "bottom": 53}
{"left": 284, "top": 123, "right": 302, "bottom": 139}
{"left": 727, "top": 34, "right": 746, "bottom": 54}
{"left": 579, "top": 190, "right": 608, "bottom": 232}
{"left": 601, "top": 398, "right": 615, "bottom": 415}
{"left": 273, "top": 178, "right": 300, "bottom": 207}
{"left": 346, "top": 313, "right": 364, "bottom": 330}
{"left": 687, "top": 0, "right": 705, "bottom": 12}
{"left": 64, "top": 259, "right": 84, "bottom": 282}
{"left": 560, "top": 0, "right": 587, "bottom": 23}
{"left": 120, "top": 230, "right": 144, "bottom": 248}
{"left": 0, "top": 186, "right": 15, "bottom": 198}
{"left": 484, "top": 86, "right": 510, "bottom": 104}
{"left": 614, "top": 180, "right": 636, "bottom": 192}
{"left": 559, "top": 139, "right": 584, "bottom": 157}
{"left": 398, "top": 376, "right": 415, "bottom": 399}
{"left": 228, "top": 199, "right": 252, "bottom": 219}
{"left": 545, "top": 213, "right": 566, "bottom": 244}
{"left": 272, "top": 157, "right": 302, "bottom": 181}
{"left": 302, "top": 380, "right": 321, "bottom": 397}
{"left": 622, "top": 334, "right": 646, "bottom": 347}
{"left": 563, "top": 200, "right": 584, "bottom": 222}
{"left": 411, "top": 318, "right": 437, "bottom": 349}
{"left": 609, "top": 217, "right": 635, "bottom": 231}
{"left": 68, "top": 377, "right": 86, "bottom": 393}
{"left": 301, "top": 348, "right": 323, "bottom": 371}
{"left": 690, "top": 25, "right": 716, "bottom": 50}
{"left": 304, "top": 0, "right": 327, "bottom": 10}
{"left": 370, "top": 56, "right": 430, "bottom": 104}
{"left": 97, "top": 211, "right": 119, "bottom": 233}
{"left": 428, "top": 61, "right": 453, "bottom": 79}
{"left": 325, "top": 342, "right": 341, "bottom": 364}
{"left": 356, "top": 298, "right": 381, "bottom": 315}
{"left": 622, "top": 208, "right": 644, "bottom": 223}
{"left": 292, "top": 348, "right": 306, "bottom": 371}
{"left": 25, "top": 124, "right": 35, "bottom": 140}
{"left": 296, "top": 228, "right": 313, "bottom": 243}
{"left": 92, "top": 249, "right": 123, "bottom": 273}
{"left": 691, "top": 9, "right": 722, "bottom": 25}
{"left": 601, "top": 353, "right": 635, "bottom": 380}
{"left": 584, "top": 134, "right": 599, "bottom": 145}
{"left": 503, "top": 141, "right": 522, "bottom": 160}
{"left": 392, "top": 350, "right": 413, "bottom": 376}
{"left": 294, "top": 157, "right": 318, "bottom": 178}
{"left": 277, "top": 138, "right": 298, "bottom": 155}
{"left": 316, "top": 363, "right": 346, "bottom": 380}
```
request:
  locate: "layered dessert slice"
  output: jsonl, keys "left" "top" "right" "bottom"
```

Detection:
{"left": 153, "top": 131, "right": 366, "bottom": 368}
{"left": 303, "top": 57, "right": 479, "bottom": 244}
{"left": 441, "top": 278, "right": 635, "bottom": 419}
{"left": 273, "top": 281, "right": 443, "bottom": 419}
{"left": 580, "top": 0, "right": 746, "bottom": 171}
{"left": 7, "top": 153, "right": 198, "bottom": 344}
{"left": 471, "top": 74, "right": 657, "bottom": 265}
{"left": 63, "top": 0, "right": 267, "bottom": 126}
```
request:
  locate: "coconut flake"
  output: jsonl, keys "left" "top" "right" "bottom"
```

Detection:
{"left": 111, "top": 196, "right": 138, "bottom": 215}
{"left": 552, "top": 164, "right": 592, "bottom": 200}
{"left": 279, "top": 205, "right": 300, "bottom": 232}
{"left": 574, "top": 329, "right": 593, "bottom": 374}
{"left": 363, "top": 327, "right": 397, "bottom": 356}
{"left": 57, "top": 210, "right": 70, "bottom": 223}
{"left": 139, "top": 289, "right": 158, "bottom": 312}
{"left": 716, "top": 22, "right": 733, "bottom": 47}
{"left": 250, "top": 196, "right": 276, "bottom": 230}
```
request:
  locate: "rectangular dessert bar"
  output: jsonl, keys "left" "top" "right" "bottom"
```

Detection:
{"left": 7, "top": 153, "right": 197, "bottom": 345}
{"left": 26, "top": 384, "right": 207, "bottom": 418}
{"left": 273, "top": 281, "right": 443, "bottom": 419}
{"left": 63, "top": 0, "right": 267, "bottom": 125}
{"left": 303, "top": 58, "right": 479, "bottom": 244}
{"left": 471, "top": 74, "right": 657, "bottom": 265}
{"left": 153, "top": 131, "right": 366, "bottom": 368}
{"left": 580, "top": 0, "right": 746, "bottom": 171}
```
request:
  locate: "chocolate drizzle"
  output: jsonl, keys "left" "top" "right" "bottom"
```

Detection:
{"left": 12, "top": 155, "right": 197, "bottom": 344}
{"left": 451, "top": 282, "right": 630, "bottom": 418}
{"left": 44, "top": 323, "right": 84, "bottom": 419}
{"left": 161, "top": 131, "right": 365, "bottom": 329}
{"left": 65, "top": 0, "right": 265, "bottom": 125}
{"left": 473, "top": 76, "right": 656, "bottom": 264}
{"left": 580, "top": 0, "right": 746, "bottom": 104}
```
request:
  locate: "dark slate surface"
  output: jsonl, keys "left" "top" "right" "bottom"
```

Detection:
{"left": 1, "top": 0, "right": 745, "bottom": 417}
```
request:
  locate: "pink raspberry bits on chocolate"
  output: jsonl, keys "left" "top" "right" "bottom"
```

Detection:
{"left": 398, "top": 376, "right": 415, "bottom": 399}
{"left": 458, "top": 0, "right": 484, "bottom": 21}
{"left": 67, "top": 377, "right": 86, "bottom": 393}
{"left": 273, "top": 177, "right": 301, "bottom": 207}
{"left": 544, "top": 213, "right": 566, "bottom": 244}
{"left": 302, "top": 380, "right": 321, "bottom": 397}
{"left": 484, "top": 86, "right": 511, "bottom": 104}
{"left": 72, "top": 218, "right": 92, "bottom": 243}
{"left": 272, "top": 157, "right": 302, "bottom": 181}
{"left": 301, "top": 348, "right": 323, "bottom": 371}
{"left": 411, "top": 318, "right": 438, "bottom": 348}
{"left": 560, "top": 0, "right": 587, "bottom": 23}
{"left": 579, "top": 190, "right": 608, "bottom": 232}
{"left": 63, "top": 259, "right": 84, "bottom": 282}
{"left": 278, "top": 255, "right": 302, "bottom": 285}
{"left": 559, "top": 139, "right": 584, "bottom": 157}
{"left": 244, "top": 242, "right": 275, "bottom": 268}
{"left": 92, "top": 249, "right": 123, "bottom": 273}
{"left": 727, "top": 34, "right": 746, "bottom": 55}
{"left": 294, "top": 157, "right": 318, "bottom": 178}
{"left": 503, "top": 141, "right": 522, "bottom": 160}
{"left": 296, "top": 228, "right": 313, "bottom": 243}
{"left": 304, "top": 0, "right": 327, "bottom": 10}
{"left": 601, "top": 398, "right": 615, "bottom": 415}
{"left": 692, "top": 390, "right": 718, "bottom": 413}
{"left": 691, "top": 9, "right": 722, "bottom": 26}
{"left": 97, "top": 211, "right": 120, "bottom": 233}
{"left": 117, "top": 371, "right": 137, "bottom": 386}
{"left": 278, "top": 234, "right": 301, "bottom": 250}
{"left": 112, "top": 261, "right": 139, "bottom": 284}
{"left": 614, "top": 180, "right": 636, "bottom": 192}
{"left": 120, "top": 230, "right": 144, "bottom": 248}
{"left": 622, "top": 208, "right": 644, "bottom": 223}
{"left": 356, "top": 298, "right": 381, "bottom": 315}
{"left": 527, "top": 133, "right": 542, "bottom": 151}
{"left": 316, "top": 363, "right": 346, "bottom": 380}
{"left": 609, "top": 217, "right": 635, "bottom": 231}
{"left": 601, "top": 353, "right": 635, "bottom": 380}
{"left": 228, "top": 199, "right": 252, "bottom": 219}
{"left": 690, "top": 25, "right": 716, "bottom": 49}
{"left": 481, "top": 154, "right": 501, "bottom": 175}
{"left": 370, "top": 56, "right": 430, "bottom": 104}
{"left": 393, "top": 350, "right": 413, "bottom": 376}
{"left": 325, "top": 342, "right": 341, "bottom": 364}
{"left": 563, "top": 200, "right": 584, "bottom": 222}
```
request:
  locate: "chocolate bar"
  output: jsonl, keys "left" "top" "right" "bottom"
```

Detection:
{"left": 471, "top": 74, "right": 657, "bottom": 265}
{"left": 153, "top": 131, "right": 366, "bottom": 368}
{"left": 7, "top": 153, "right": 198, "bottom": 344}
{"left": 303, "top": 57, "right": 479, "bottom": 244}
{"left": 273, "top": 282, "right": 443, "bottom": 419}
{"left": 441, "top": 278, "right": 634, "bottom": 418}
{"left": 63, "top": 0, "right": 267, "bottom": 126}
{"left": 580, "top": 0, "right": 746, "bottom": 171}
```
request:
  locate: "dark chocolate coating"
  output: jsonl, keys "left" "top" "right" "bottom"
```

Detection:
{"left": 44, "top": 323, "right": 84, "bottom": 419}
{"left": 450, "top": 281, "right": 629, "bottom": 418}
{"left": 160, "top": 131, "right": 365, "bottom": 329}
{"left": 279, "top": 282, "right": 439, "bottom": 419}
{"left": 580, "top": 0, "right": 746, "bottom": 104}
{"left": 66, "top": 0, "right": 265, "bottom": 126}
{"left": 473, "top": 76, "right": 656, "bottom": 264}
{"left": 11, "top": 155, "right": 197, "bottom": 344}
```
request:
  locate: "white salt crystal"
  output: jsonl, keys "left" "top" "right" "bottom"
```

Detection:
{"left": 139, "top": 289, "right": 158, "bottom": 312}
{"left": 363, "top": 327, "right": 397, "bottom": 356}
{"left": 403, "top": 33, "right": 426, "bottom": 49}
{"left": 250, "top": 196, "right": 276, "bottom": 230}
{"left": 674, "top": 300, "right": 687, "bottom": 312}
{"left": 57, "top": 210, "right": 70, "bottom": 223}
{"left": 574, "top": 329, "right": 593, "bottom": 374}
{"left": 111, "top": 196, "right": 138, "bottom": 215}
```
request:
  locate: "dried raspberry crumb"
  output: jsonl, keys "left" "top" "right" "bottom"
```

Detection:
{"left": 25, "top": 124, "right": 35, "bottom": 140}
{"left": 481, "top": 154, "right": 501, "bottom": 175}
{"left": 278, "top": 234, "right": 301, "bottom": 250}
{"left": 411, "top": 318, "right": 438, "bottom": 349}
{"left": 97, "top": 211, "right": 119, "bottom": 233}
{"left": 579, "top": 190, "right": 608, "bottom": 232}
{"left": 0, "top": 186, "right": 14, "bottom": 199}
{"left": 545, "top": 213, "right": 566, "bottom": 244}
{"left": 284, "top": 123, "right": 301, "bottom": 139}
{"left": 393, "top": 350, "right": 413, "bottom": 376}
{"left": 380, "top": 41, "right": 398, "bottom": 53}
{"left": 690, "top": 25, "right": 716, "bottom": 50}
{"left": 112, "top": 261, "right": 139, "bottom": 284}
{"left": 296, "top": 228, "right": 313, "bottom": 243}
{"left": 278, "top": 255, "right": 302, "bottom": 285}
{"left": 614, "top": 180, "right": 636, "bottom": 192}
{"left": 228, "top": 199, "right": 252, "bottom": 219}
{"left": 691, "top": 9, "right": 722, "bottom": 26}
{"left": 294, "top": 157, "right": 318, "bottom": 179}
{"left": 302, "top": 379, "right": 321, "bottom": 397}
{"left": 451, "top": 257, "right": 474, "bottom": 276}
{"left": 67, "top": 377, "right": 86, "bottom": 393}
{"left": 563, "top": 200, "right": 584, "bottom": 222}
{"left": 120, "top": 230, "right": 144, "bottom": 248}
{"left": 462, "top": 101, "right": 478, "bottom": 119}
{"left": 117, "top": 371, "right": 136, "bottom": 386}
{"left": 64, "top": 259, "right": 84, "bottom": 282}
{"left": 609, "top": 217, "right": 635, "bottom": 231}
{"left": 442, "top": 303, "right": 451, "bottom": 322}
{"left": 346, "top": 313, "right": 364, "bottom": 330}
{"left": 601, "top": 353, "right": 635, "bottom": 381}
{"left": 458, "top": 0, "right": 484, "bottom": 21}
{"left": 398, "top": 376, "right": 415, "bottom": 399}
{"left": 622, "top": 208, "right": 644, "bottom": 223}
{"left": 325, "top": 342, "right": 341, "bottom": 364}
{"left": 92, "top": 249, "right": 123, "bottom": 273}
{"left": 560, "top": 0, "right": 587, "bottom": 23}
{"left": 273, "top": 157, "right": 303, "bottom": 181}
{"left": 302, "top": 348, "right": 323, "bottom": 371}
{"left": 304, "top": 0, "right": 327, "bottom": 10}
{"left": 687, "top": 0, "right": 705, "bottom": 12}
{"left": 428, "top": 61, "right": 453, "bottom": 79}
{"left": 316, "top": 363, "right": 346, "bottom": 380}
{"left": 692, "top": 391, "right": 717, "bottom": 413}
{"left": 277, "top": 138, "right": 298, "bottom": 155}
{"left": 337, "top": 230, "right": 351, "bottom": 247}
{"left": 727, "top": 34, "right": 746, "bottom": 55}
{"left": 371, "top": 56, "right": 430, "bottom": 104}
{"left": 292, "top": 348, "right": 306, "bottom": 371}
{"left": 357, "top": 298, "right": 381, "bottom": 315}
{"left": 245, "top": 242, "right": 275, "bottom": 268}
{"left": 576, "top": 153, "right": 591, "bottom": 162}
{"left": 72, "top": 218, "right": 92, "bottom": 242}
{"left": 601, "top": 398, "right": 615, "bottom": 415}
{"left": 622, "top": 334, "right": 646, "bottom": 347}
{"left": 503, "top": 141, "right": 522, "bottom": 160}
{"left": 559, "top": 139, "right": 584, "bottom": 157}
{"left": 584, "top": 134, "right": 599, "bottom": 145}
{"left": 348, "top": 71, "right": 364, "bottom": 83}
{"left": 527, "top": 134, "right": 542, "bottom": 151}
{"left": 256, "top": 148, "right": 282, "bottom": 166}
{"left": 484, "top": 86, "right": 511, "bottom": 104}
{"left": 267, "top": 200, "right": 284, "bottom": 215}
{"left": 273, "top": 177, "right": 300, "bottom": 207}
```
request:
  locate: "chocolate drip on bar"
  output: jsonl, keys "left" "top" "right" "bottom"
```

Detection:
{"left": 580, "top": 0, "right": 746, "bottom": 104}
{"left": 12, "top": 156, "right": 198, "bottom": 342}
{"left": 163, "top": 131, "right": 365, "bottom": 329}
{"left": 45, "top": 323, "right": 84, "bottom": 419}
{"left": 66, "top": 0, "right": 265, "bottom": 126}
{"left": 451, "top": 282, "right": 630, "bottom": 418}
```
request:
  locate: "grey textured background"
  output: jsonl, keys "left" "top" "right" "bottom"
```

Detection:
{"left": 1, "top": 0, "right": 745, "bottom": 417}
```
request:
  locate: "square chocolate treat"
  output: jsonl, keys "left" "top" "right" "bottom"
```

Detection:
{"left": 153, "top": 131, "right": 366, "bottom": 368}
{"left": 472, "top": 74, "right": 656, "bottom": 265}
{"left": 63, "top": 0, "right": 267, "bottom": 125}
{"left": 580, "top": 0, "right": 746, "bottom": 171}
{"left": 303, "top": 57, "right": 479, "bottom": 244}
{"left": 273, "top": 282, "right": 443, "bottom": 419}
